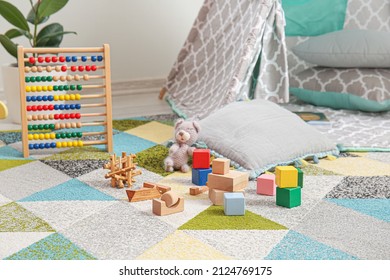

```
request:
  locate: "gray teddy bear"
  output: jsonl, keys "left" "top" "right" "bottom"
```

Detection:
{"left": 164, "top": 118, "right": 201, "bottom": 173}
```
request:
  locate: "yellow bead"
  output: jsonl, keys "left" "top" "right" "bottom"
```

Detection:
{"left": 42, "top": 86, "right": 48, "bottom": 92}
{"left": 64, "top": 94, "right": 70, "bottom": 101}
{"left": 48, "top": 85, "right": 53, "bottom": 91}
{"left": 70, "top": 94, "right": 75, "bottom": 100}
{"left": 33, "top": 134, "right": 39, "bottom": 140}
{"left": 59, "top": 95, "right": 65, "bottom": 101}
{"left": 39, "top": 133, "right": 45, "bottom": 140}
{"left": 36, "top": 86, "right": 42, "bottom": 92}
{"left": 28, "top": 134, "right": 33, "bottom": 140}
{"left": 62, "top": 142, "right": 67, "bottom": 147}
{"left": 56, "top": 142, "right": 62, "bottom": 148}
{"left": 25, "top": 86, "right": 31, "bottom": 92}
{"left": 54, "top": 95, "right": 59, "bottom": 101}
{"left": 45, "top": 133, "right": 50, "bottom": 139}
{"left": 67, "top": 141, "right": 73, "bottom": 147}
{"left": 73, "top": 140, "right": 78, "bottom": 147}
{"left": 31, "top": 86, "right": 37, "bottom": 92}
{"left": 78, "top": 140, "right": 83, "bottom": 147}
{"left": 50, "top": 133, "right": 56, "bottom": 139}
{"left": 75, "top": 94, "right": 81, "bottom": 100}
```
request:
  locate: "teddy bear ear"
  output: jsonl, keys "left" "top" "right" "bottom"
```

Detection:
{"left": 192, "top": 121, "right": 201, "bottom": 133}
{"left": 174, "top": 118, "right": 184, "bottom": 129}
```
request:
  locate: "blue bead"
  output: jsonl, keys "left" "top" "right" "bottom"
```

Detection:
{"left": 45, "top": 143, "right": 51, "bottom": 148}
{"left": 97, "top": 55, "right": 103, "bottom": 61}
{"left": 75, "top": 104, "right": 81, "bottom": 109}
{"left": 64, "top": 104, "right": 70, "bottom": 110}
{"left": 72, "top": 56, "right": 77, "bottom": 62}
{"left": 26, "top": 96, "right": 31, "bottom": 102}
{"left": 59, "top": 104, "right": 65, "bottom": 110}
{"left": 42, "top": 95, "right": 48, "bottom": 101}
{"left": 70, "top": 104, "right": 75, "bottom": 109}
{"left": 39, "top": 143, "right": 45, "bottom": 149}
{"left": 33, "top": 143, "right": 39, "bottom": 149}
{"left": 31, "top": 96, "right": 37, "bottom": 102}
{"left": 36, "top": 96, "right": 42, "bottom": 101}
{"left": 48, "top": 95, "right": 54, "bottom": 101}
{"left": 29, "top": 144, "right": 34, "bottom": 150}
{"left": 50, "top": 142, "right": 56, "bottom": 148}
{"left": 91, "top": 56, "right": 97, "bottom": 62}
{"left": 66, "top": 56, "right": 71, "bottom": 62}
{"left": 81, "top": 56, "right": 87, "bottom": 62}
{"left": 54, "top": 104, "right": 59, "bottom": 110}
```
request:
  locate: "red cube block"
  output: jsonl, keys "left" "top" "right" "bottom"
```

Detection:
{"left": 192, "top": 149, "right": 210, "bottom": 169}
{"left": 256, "top": 174, "right": 276, "bottom": 196}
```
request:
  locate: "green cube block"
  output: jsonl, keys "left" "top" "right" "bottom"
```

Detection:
{"left": 297, "top": 168, "right": 304, "bottom": 188}
{"left": 276, "top": 187, "right": 301, "bottom": 208}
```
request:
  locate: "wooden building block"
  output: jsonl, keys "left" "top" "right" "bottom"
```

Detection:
{"left": 126, "top": 182, "right": 170, "bottom": 202}
{"left": 192, "top": 167, "right": 212, "bottom": 186}
{"left": 224, "top": 192, "right": 245, "bottom": 216}
{"left": 275, "top": 166, "right": 298, "bottom": 188}
{"left": 152, "top": 197, "right": 184, "bottom": 216}
{"left": 276, "top": 186, "right": 301, "bottom": 208}
{"left": 212, "top": 158, "right": 230, "bottom": 175}
{"left": 256, "top": 174, "right": 276, "bottom": 196}
{"left": 161, "top": 191, "right": 179, "bottom": 207}
{"left": 192, "top": 149, "right": 210, "bottom": 169}
{"left": 190, "top": 186, "right": 208, "bottom": 196}
{"left": 208, "top": 188, "right": 244, "bottom": 205}
{"left": 297, "top": 168, "right": 304, "bottom": 188}
{"left": 207, "top": 170, "right": 249, "bottom": 192}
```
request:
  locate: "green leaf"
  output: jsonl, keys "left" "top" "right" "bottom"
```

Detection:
{"left": 36, "top": 23, "right": 76, "bottom": 47}
{"left": 0, "top": 0, "right": 30, "bottom": 31}
{"left": 37, "top": 0, "right": 69, "bottom": 19}
{"left": 0, "top": 34, "right": 17, "bottom": 59}
{"left": 27, "top": 3, "right": 49, "bottom": 25}
{"left": 5, "top": 28, "right": 32, "bottom": 39}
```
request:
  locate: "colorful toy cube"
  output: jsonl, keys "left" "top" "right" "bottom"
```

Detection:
{"left": 192, "top": 167, "right": 212, "bottom": 186}
{"left": 212, "top": 158, "right": 230, "bottom": 175}
{"left": 275, "top": 166, "right": 298, "bottom": 188}
{"left": 192, "top": 149, "right": 210, "bottom": 169}
{"left": 224, "top": 192, "right": 245, "bottom": 216}
{"left": 297, "top": 167, "right": 304, "bottom": 188}
{"left": 276, "top": 186, "right": 301, "bottom": 208}
{"left": 256, "top": 174, "right": 276, "bottom": 196}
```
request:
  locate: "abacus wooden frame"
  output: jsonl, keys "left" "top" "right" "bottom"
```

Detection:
{"left": 17, "top": 44, "right": 113, "bottom": 158}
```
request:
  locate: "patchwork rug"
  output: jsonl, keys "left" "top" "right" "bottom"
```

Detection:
{"left": 0, "top": 115, "right": 389, "bottom": 260}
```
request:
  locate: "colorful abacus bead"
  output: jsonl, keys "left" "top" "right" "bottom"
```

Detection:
{"left": 29, "top": 57, "right": 36, "bottom": 64}
{"left": 66, "top": 56, "right": 71, "bottom": 62}
{"left": 45, "top": 57, "right": 51, "bottom": 63}
{"left": 97, "top": 55, "right": 103, "bottom": 61}
{"left": 72, "top": 56, "right": 77, "bottom": 62}
{"left": 38, "top": 57, "right": 44, "bottom": 63}
{"left": 91, "top": 56, "right": 97, "bottom": 62}
{"left": 52, "top": 56, "right": 58, "bottom": 63}
{"left": 91, "top": 65, "right": 97, "bottom": 71}
{"left": 59, "top": 56, "right": 65, "bottom": 62}
{"left": 81, "top": 56, "right": 87, "bottom": 62}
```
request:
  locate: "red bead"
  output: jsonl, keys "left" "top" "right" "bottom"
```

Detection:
{"left": 59, "top": 56, "right": 65, "bottom": 63}
{"left": 48, "top": 105, "right": 54, "bottom": 110}
{"left": 52, "top": 56, "right": 58, "bottom": 63}
{"left": 54, "top": 114, "right": 59, "bottom": 119}
{"left": 28, "top": 57, "right": 35, "bottom": 64}
{"left": 64, "top": 114, "right": 70, "bottom": 119}
{"left": 61, "top": 65, "right": 67, "bottom": 72}
{"left": 26, "top": 106, "right": 32, "bottom": 111}
{"left": 71, "top": 66, "right": 77, "bottom": 72}
{"left": 91, "top": 65, "right": 97, "bottom": 71}
{"left": 78, "top": 66, "right": 84, "bottom": 72}
{"left": 85, "top": 65, "right": 91, "bottom": 71}
{"left": 38, "top": 57, "right": 44, "bottom": 63}
{"left": 37, "top": 105, "right": 43, "bottom": 111}
{"left": 31, "top": 105, "right": 37, "bottom": 111}
{"left": 60, "top": 114, "right": 65, "bottom": 120}
{"left": 45, "top": 57, "right": 51, "bottom": 63}
{"left": 70, "top": 113, "right": 75, "bottom": 119}
{"left": 75, "top": 113, "right": 81, "bottom": 119}
{"left": 42, "top": 105, "right": 48, "bottom": 110}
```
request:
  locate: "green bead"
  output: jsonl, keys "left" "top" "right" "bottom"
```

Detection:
{"left": 25, "top": 77, "right": 30, "bottom": 83}
{"left": 43, "top": 124, "right": 49, "bottom": 130}
{"left": 66, "top": 133, "right": 72, "bottom": 138}
{"left": 49, "top": 124, "right": 55, "bottom": 130}
{"left": 64, "top": 85, "right": 69, "bottom": 91}
{"left": 32, "top": 125, "right": 38, "bottom": 130}
{"left": 47, "top": 76, "right": 53, "bottom": 82}
{"left": 58, "top": 85, "right": 64, "bottom": 91}
{"left": 56, "top": 133, "right": 60, "bottom": 139}
{"left": 77, "top": 85, "right": 82, "bottom": 90}
{"left": 53, "top": 85, "right": 58, "bottom": 91}
{"left": 71, "top": 132, "right": 77, "bottom": 138}
{"left": 76, "top": 132, "right": 82, "bottom": 138}
{"left": 41, "top": 76, "right": 47, "bottom": 82}
{"left": 28, "top": 125, "right": 33, "bottom": 131}
{"left": 61, "top": 133, "right": 66, "bottom": 139}
{"left": 30, "top": 76, "right": 36, "bottom": 82}
{"left": 36, "top": 76, "right": 41, "bottom": 82}
{"left": 38, "top": 124, "right": 44, "bottom": 130}
{"left": 70, "top": 85, "right": 76, "bottom": 91}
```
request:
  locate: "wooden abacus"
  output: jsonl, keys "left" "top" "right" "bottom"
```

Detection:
{"left": 17, "top": 44, "right": 113, "bottom": 158}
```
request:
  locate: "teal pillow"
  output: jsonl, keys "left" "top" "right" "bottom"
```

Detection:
{"left": 291, "top": 68, "right": 390, "bottom": 112}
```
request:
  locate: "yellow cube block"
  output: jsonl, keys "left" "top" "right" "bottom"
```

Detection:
{"left": 275, "top": 166, "right": 298, "bottom": 188}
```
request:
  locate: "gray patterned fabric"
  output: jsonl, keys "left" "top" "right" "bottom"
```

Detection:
{"left": 164, "top": 0, "right": 289, "bottom": 119}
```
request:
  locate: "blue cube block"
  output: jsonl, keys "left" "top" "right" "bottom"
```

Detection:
{"left": 224, "top": 192, "right": 245, "bottom": 216}
{"left": 192, "top": 167, "right": 212, "bottom": 186}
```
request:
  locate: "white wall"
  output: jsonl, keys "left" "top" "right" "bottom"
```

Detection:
{"left": 0, "top": 0, "right": 203, "bottom": 90}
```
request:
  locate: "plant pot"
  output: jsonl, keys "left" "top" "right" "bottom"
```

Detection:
{"left": 2, "top": 63, "right": 67, "bottom": 124}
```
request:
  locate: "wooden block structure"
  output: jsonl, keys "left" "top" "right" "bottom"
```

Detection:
{"left": 190, "top": 186, "right": 208, "bottom": 196}
{"left": 224, "top": 192, "right": 245, "bottom": 216}
{"left": 192, "top": 149, "right": 210, "bottom": 169}
{"left": 212, "top": 158, "right": 230, "bottom": 175}
{"left": 104, "top": 152, "right": 142, "bottom": 188}
{"left": 209, "top": 188, "right": 244, "bottom": 206}
{"left": 153, "top": 191, "right": 184, "bottom": 216}
{"left": 275, "top": 165, "right": 304, "bottom": 208}
{"left": 17, "top": 45, "right": 113, "bottom": 158}
{"left": 190, "top": 149, "right": 211, "bottom": 196}
{"left": 126, "top": 182, "right": 171, "bottom": 202}
{"left": 257, "top": 174, "right": 276, "bottom": 196}
{"left": 192, "top": 167, "right": 212, "bottom": 186}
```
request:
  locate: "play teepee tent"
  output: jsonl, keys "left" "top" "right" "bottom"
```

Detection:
{"left": 159, "top": 0, "right": 289, "bottom": 119}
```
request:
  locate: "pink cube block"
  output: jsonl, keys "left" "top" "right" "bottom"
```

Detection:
{"left": 256, "top": 174, "right": 276, "bottom": 196}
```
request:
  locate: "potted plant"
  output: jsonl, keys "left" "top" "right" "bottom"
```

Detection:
{"left": 0, "top": 0, "right": 76, "bottom": 123}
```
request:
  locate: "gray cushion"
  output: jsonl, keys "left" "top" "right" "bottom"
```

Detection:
{"left": 292, "top": 29, "right": 390, "bottom": 68}
{"left": 199, "top": 99, "right": 338, "bottom": 179}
